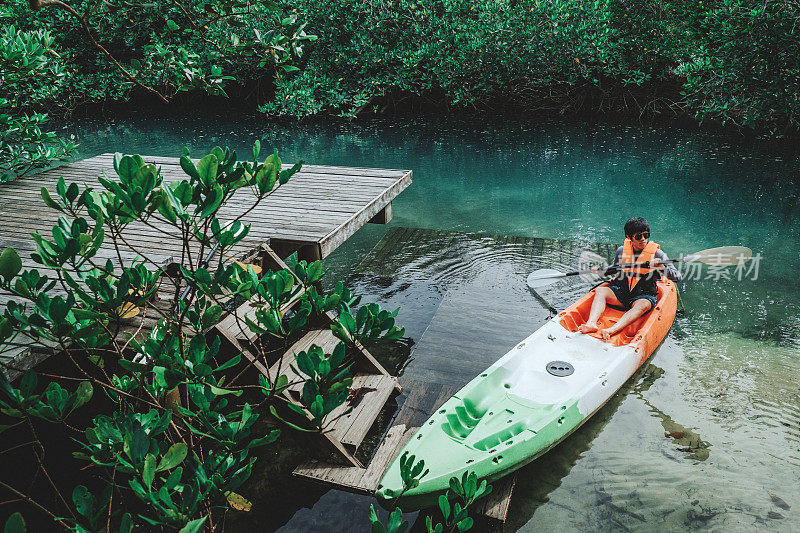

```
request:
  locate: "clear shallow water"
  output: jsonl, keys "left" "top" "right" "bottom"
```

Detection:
{"left": 54, "top": 113, "right": 800, "bottom": 530}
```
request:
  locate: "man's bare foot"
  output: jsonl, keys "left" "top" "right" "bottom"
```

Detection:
{"left": 601, "top": 328, "right": 619, "bottom": 341}
{"left": 578, "top": 322, "right": 598, "bottom": 333}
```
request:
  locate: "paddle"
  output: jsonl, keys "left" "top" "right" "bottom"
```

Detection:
{"left": 526, "top": 246, "right": 753, "bottom": 289}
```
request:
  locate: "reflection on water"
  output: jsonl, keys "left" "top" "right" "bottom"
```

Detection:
{"left": 48, "top": 114, "right": 800, "bottom": 530}
{"left": 634, "top": 366, "right": 711, "bottom": 463}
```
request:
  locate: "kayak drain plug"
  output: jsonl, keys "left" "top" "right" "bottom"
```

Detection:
{"left": 546, "top": 361, "right": 574, "bottom": 377}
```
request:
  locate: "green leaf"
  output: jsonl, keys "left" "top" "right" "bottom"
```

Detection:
{"left": 209, "top": 385, "right": 242, "bottom": 397}
{"left": 3, "top": 512, "right": 26, "bottom": 533}
{"left": 306, "top": 261, "right": 323, "bottom": 283}
{"left": 72, "top": 485, "right": 95, "bottom": 519}
{"left": 124, "top": 428, "right": 149, "bottom": 462}
{"left": 438, "top": 494, "right": 451, "bottom": 520}
{"left": 224, "top": 491, "right": 252, "bottom": 511}
{"left": 156, "top": 443, "right": 188, "bottom": 471}
{"left": 143, "top": 453, "right": 156, "bottom": 490}
{"left": 73, "top": 381, "right": 93, "bottom": 409}
{"left": 19, "top": 371, "right": 37, "bottom": 398}
{"left": 368, "top": 504, "right": 386, "bottom": 533}
{"left": 178, "top": 516, "right": 207, "bottom": 533}
{"left": 196, "top": 154, "right": 219, "bottom": 185}
{"left": 0, "top": 248, "right": 23, "bottom": 282}
{"left": 295, "top": 350, "right": 315, "bottom": 377}
{"left": 117, "top": 155, "right": 142, "bottom": 183}
{"left": 119, "top": 513, "right": 133, "bottom": 533}
{"left": 449, "top": 476, "right": 463, "bottom": 498}
{"left": 0, "top": 421, "right": 23, "bottom": 435}
{"left": 153, "top": 366, "right": 182, "bottom": 390}
{"left": 179, "top": 155, "right": 199, "bottom": 180}
{"left": 386, "top": 507, "right": 408, "bottom": 533}
{"left": 214, "top": 354, "right": 241, "bottom": 372}
{"left": 166, "top": 19, "right": 179, "bottom": 31}
{"left": 246, "top": 429, "right": 280, "bottom": 448}
{"left": 164, "top": 467, "right": 183, "bottom": 490}
{"left": 456, "top": 517, "right": 473, "bottom": 532}
{"left": 41, "top": 187, "right": 63, "bottom": 212}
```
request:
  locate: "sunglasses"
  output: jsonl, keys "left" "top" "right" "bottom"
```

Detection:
{"left": 630, "top": 231, "right": 650, "bottom": 241}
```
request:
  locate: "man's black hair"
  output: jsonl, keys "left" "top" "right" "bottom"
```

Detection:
{"left": 624, "top": 217, "right": 649, "bottom": 237}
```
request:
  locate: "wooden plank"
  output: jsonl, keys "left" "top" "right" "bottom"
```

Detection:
{"left": 319, "top": 172, "right": 412, "bottom": 257}
{"left": 332, "top": 374, "right": 397, "bottom": 448}
{"left": 293, "top": 423, "right": 416, "bottom": 494}
{"left": 86, "top": 153, "right": 410, "bottom": 178}
{"left": 8, "top": 174, "right": 396, "bottom": 198}
{"left": 39, "top": 167, "right": 400, "bottom": 191}
{"left": 475, "top": 473, "right": 517, "bottom": 523}
{"left": 216, "top": 288, "right": 307, "bottom": 345}
{"left": 5, "top": 155, "right": 412, "bottom": 265}
{"left": 361, "top": 425, "right": 418, "bottom": 492}
{"left": 0, "top": 197, "right": 361, "bottom": 226}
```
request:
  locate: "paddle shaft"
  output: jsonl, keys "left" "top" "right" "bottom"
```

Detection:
{"left": 557, "top": 259, "right": 679, "bottom": 278}
{"left": 528, "top": 245, "right": 751, "bottom": 286}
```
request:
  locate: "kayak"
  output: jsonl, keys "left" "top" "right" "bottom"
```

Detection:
{"left": 376, "top": 279, "right": 677, "bottom": 509}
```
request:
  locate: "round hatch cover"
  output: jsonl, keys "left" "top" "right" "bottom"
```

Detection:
{"left": 546, "top": 360, "right": 574, "bottom": 377}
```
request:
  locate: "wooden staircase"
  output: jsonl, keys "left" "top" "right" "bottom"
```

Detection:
{"left": 212, "top": 245, "right": 400, "bottom": 468}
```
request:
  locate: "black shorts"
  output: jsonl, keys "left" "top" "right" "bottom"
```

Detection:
{"left": 607, "top": 284, "right": 657, "bottom": 312}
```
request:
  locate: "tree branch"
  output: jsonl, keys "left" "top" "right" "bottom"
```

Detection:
{"left": 28, "top": 0, "right": 171, "bottom": 103}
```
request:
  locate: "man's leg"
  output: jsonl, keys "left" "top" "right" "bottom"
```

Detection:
{"left": 578, "top": 286, "right": 621, "bottom": 333}
{"left": 601, "top": 299, "right": 652, "bottom": 340}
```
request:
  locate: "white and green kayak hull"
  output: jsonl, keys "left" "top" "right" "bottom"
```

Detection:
{"left": 376, "top": 280, "right": 677, "bottom": 509}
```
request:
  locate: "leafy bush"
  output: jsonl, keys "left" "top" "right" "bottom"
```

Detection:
{"left": 265, "top": 0, "right": 800, "bottom": 132}
{"left": 0, "top": 25, "right": 76, "bottom": 182}
{"left": 369, "top": 452, "right": 492, "bottom": 533}
{"left": 3, "top": 0, "right": 315, "bottom": 105}
{"left": 0, "top": 142, "right": 404, "bottom": 530}
{"left": 675, "top": 0, "right": 800, "bottom": 130}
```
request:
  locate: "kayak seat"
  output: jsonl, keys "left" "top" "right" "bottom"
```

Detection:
{"left": 472, "top": 419, "right": 531, "bottom": 451}
{"left": 559, "top": 283, "right": 668, "bottom": 347}
{"left": 441, "top": 372, "right": 517, "bottom": 440}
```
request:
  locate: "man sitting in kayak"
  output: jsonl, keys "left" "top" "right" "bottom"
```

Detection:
{"left": 578, "top": 217, "right": 682, "bottom": 340}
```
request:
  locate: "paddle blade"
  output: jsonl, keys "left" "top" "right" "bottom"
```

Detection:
{"left": 526, "top": 269, "right": 566, "bottom": 289}
{"left": 684, "top": 246, "right": 753, "bottom": 267}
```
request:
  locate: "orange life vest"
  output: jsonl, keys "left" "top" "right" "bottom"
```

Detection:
{"left": 620, "top": 239, "right": 660, "bottom": 291}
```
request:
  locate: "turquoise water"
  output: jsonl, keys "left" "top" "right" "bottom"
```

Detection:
{"left": 56, "top": 113, "right": 800, "bottom": 530}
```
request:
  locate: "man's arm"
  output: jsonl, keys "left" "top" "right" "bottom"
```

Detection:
{"left": 602, "top": 246, "right": 623, "bottom": 276}
{"left": 655, "top": 249, "right": 683, "bottom": 282}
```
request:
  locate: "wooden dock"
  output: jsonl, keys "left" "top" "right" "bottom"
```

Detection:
{"left": 293, "top": 227, "right": 619, "bottom": 527}
{"left": 0, "top": 154, "right": 411, "bottom": 378}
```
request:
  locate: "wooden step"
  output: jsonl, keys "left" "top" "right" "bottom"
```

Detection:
{"left": 269, "top": 328, "right": 345, "bottom": 395}
{"left": 294, "top": 424, "right": 416, "bottom": 494}
{"left": 294, "top": 422, "right": 517, "bottom": 523}
{"left": 214, "top": 286, "right": 306, "bottom": 344}
{"left": 271, "top": 328, "right": 398, "bottom": 450}
{"left": 326, "top": 373, "right": 397, "bottom": 449}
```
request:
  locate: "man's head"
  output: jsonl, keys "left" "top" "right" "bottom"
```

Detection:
{"left": 624, "top": 217, "right": 650, "bottom": 251}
